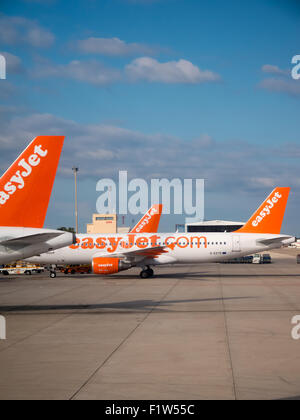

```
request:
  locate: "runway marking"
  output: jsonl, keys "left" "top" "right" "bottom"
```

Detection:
{"left": 69, "top": 277, "right": 182, "bottom": 400}
{"left": 218, "top": 263, "right": 240, "bottom": 401}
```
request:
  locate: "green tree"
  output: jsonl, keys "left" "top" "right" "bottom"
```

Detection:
{"left": 57, "top": 227, "right": 76, "bottom": 234}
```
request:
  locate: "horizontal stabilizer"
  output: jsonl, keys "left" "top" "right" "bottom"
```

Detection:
{"left": 256, "top": 236, "right": 288, "bottom": 246}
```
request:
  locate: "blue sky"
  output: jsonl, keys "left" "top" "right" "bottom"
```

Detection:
{"left": 0, "top": 0, "right": 300, "bottom": 234}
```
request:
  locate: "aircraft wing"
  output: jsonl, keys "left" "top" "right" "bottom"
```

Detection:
{"left": 94, "top": 245, "right": 171, "bottom": 261}
{"left": 0, "top": 232, "right": 64, "bottom": 249}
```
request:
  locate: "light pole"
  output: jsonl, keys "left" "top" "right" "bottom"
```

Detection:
{"left": 72, "top": 167, "right": 79, "bottom": 234}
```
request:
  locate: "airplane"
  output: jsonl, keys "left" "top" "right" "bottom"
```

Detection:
{"left": 27, "top": 187, "right": 295, "bottom": 278}
{"left": 0, "top": 136, "right": 76, "bottom": 265}
{"left": 28, "top": 203, "right": 163, "bottom": 277}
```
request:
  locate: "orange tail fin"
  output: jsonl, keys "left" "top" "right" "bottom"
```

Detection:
{"left": 0, "top": 136, "right": 65, "bottom": 228}
{"left": 236, "top": 187, "right": 290, "bottom": 234}
{"left": 130, "top": 204, "right": 163, "bottom": 233}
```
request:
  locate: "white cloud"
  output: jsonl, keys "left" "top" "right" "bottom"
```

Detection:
{"left": 126, "top": 57, "right": 221, "bottom": 84}
{"left": 259, "top": 63, "right": 300, "bottom": 97}
{"left": 34, "top": 59, "right": 121, "bottom": 85}
{"left": 0, "top": 14, "right": 54, "bottom": 48}
{"left": 78, "top": 149, "right": 117, "bottom": 160}
{"left": 1, "top": 110, "right": 299, "bottom": 198}
{"left": 76, "top": 37, "right": 156, "bottom": 56}
{"left": 193, "top": 134, "right": 215, "bottom": 148}
{"left": 33, "top": 57, "right": 221, "bottom": 86}
{"left": 259, "top": 77, "right": 300, "bottom": 97}
{"left": 250, "top": 177, "right": 277, "bottom": 188}
{"left": 261, "top": 64, "right": 288, "bottom": 76}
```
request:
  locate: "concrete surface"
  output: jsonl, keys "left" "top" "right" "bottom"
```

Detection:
{"left": 0, "top": 249, "right": 300, "bottom": 400}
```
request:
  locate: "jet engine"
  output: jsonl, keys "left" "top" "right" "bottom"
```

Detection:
{"left": 92, "top": 257, "right": 132, "bottom": 275}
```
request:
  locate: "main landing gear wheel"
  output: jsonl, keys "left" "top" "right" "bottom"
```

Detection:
{"left": 140, "top": 267, "right": 154, "bottom": 279}
{"left": 50, "top": 271, "right": 56, "bottom": 278}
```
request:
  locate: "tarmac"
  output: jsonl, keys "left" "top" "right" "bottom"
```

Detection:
{"left": 0, "top": 248, "right": 300, "bottom": 400}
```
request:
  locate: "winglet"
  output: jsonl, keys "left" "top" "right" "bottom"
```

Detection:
{"left": 130, "top": 204, "right": 163, "bottom": 233}
{"left": 0, "top": 136, "right": 65, "bottom": 228}
{"left": 236, "top": 187, "right": 290, "bottom": 234}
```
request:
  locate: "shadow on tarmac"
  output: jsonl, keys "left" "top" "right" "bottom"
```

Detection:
{"left": 0, "top": 296, "right": 256, "bottom": 313}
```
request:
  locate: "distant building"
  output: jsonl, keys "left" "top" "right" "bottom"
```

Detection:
{"left": 185, "top": 220, "right": 244, "bottom": 233}
{"left": 87, "top": 214, "right": 130, "bottom": 234}
{"left": 117, "top": 226, "right": 131, "bottom": 234}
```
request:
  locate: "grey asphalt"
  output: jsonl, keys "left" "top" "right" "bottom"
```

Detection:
{"left": 0, "top": 248, "right": 300, "bottom": 400}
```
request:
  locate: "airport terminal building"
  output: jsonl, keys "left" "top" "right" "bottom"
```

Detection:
{"left": 185, "top": 220, "right": 244, "bottom": 233}
{"left": 87, "top": 214, "right": 130, "bottom": 234}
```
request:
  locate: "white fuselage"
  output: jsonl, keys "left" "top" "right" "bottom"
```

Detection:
{"left": 0, "top": 227, "right": 75, "bottom": 265}
{"left": 27, "top": 232, "right": 295, "bottom": 268}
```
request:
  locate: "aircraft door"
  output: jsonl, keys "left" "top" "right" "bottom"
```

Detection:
{"left": 232, "top": 236, "right": 241, "bottom": 252}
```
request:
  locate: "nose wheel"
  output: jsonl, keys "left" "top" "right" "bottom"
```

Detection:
{"left": 140, "top": 267, "right": 154, "bottom": 278}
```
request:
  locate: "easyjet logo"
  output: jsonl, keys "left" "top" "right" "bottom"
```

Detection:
{"left": 252, "top": 191, "right": 282, "bottom": 227}
{"left": 0, "top": 144, "right": 48, "bottom": 206}
{"left": 70, "top": 234, "right": 208, "bottom": 253}
{"left": 135, "top": 206, "right": 158, "bottom": 233}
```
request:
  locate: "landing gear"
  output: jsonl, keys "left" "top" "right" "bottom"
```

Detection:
{"left": 140, "top": 266, "right": 154, "bottom": 279}
{"left": 49, "top": 264, "right": 57, "bottom": 279}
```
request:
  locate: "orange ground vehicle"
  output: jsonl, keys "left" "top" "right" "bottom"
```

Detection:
{"left": 61, "top": 265, "right": 92, "bottom": 275}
